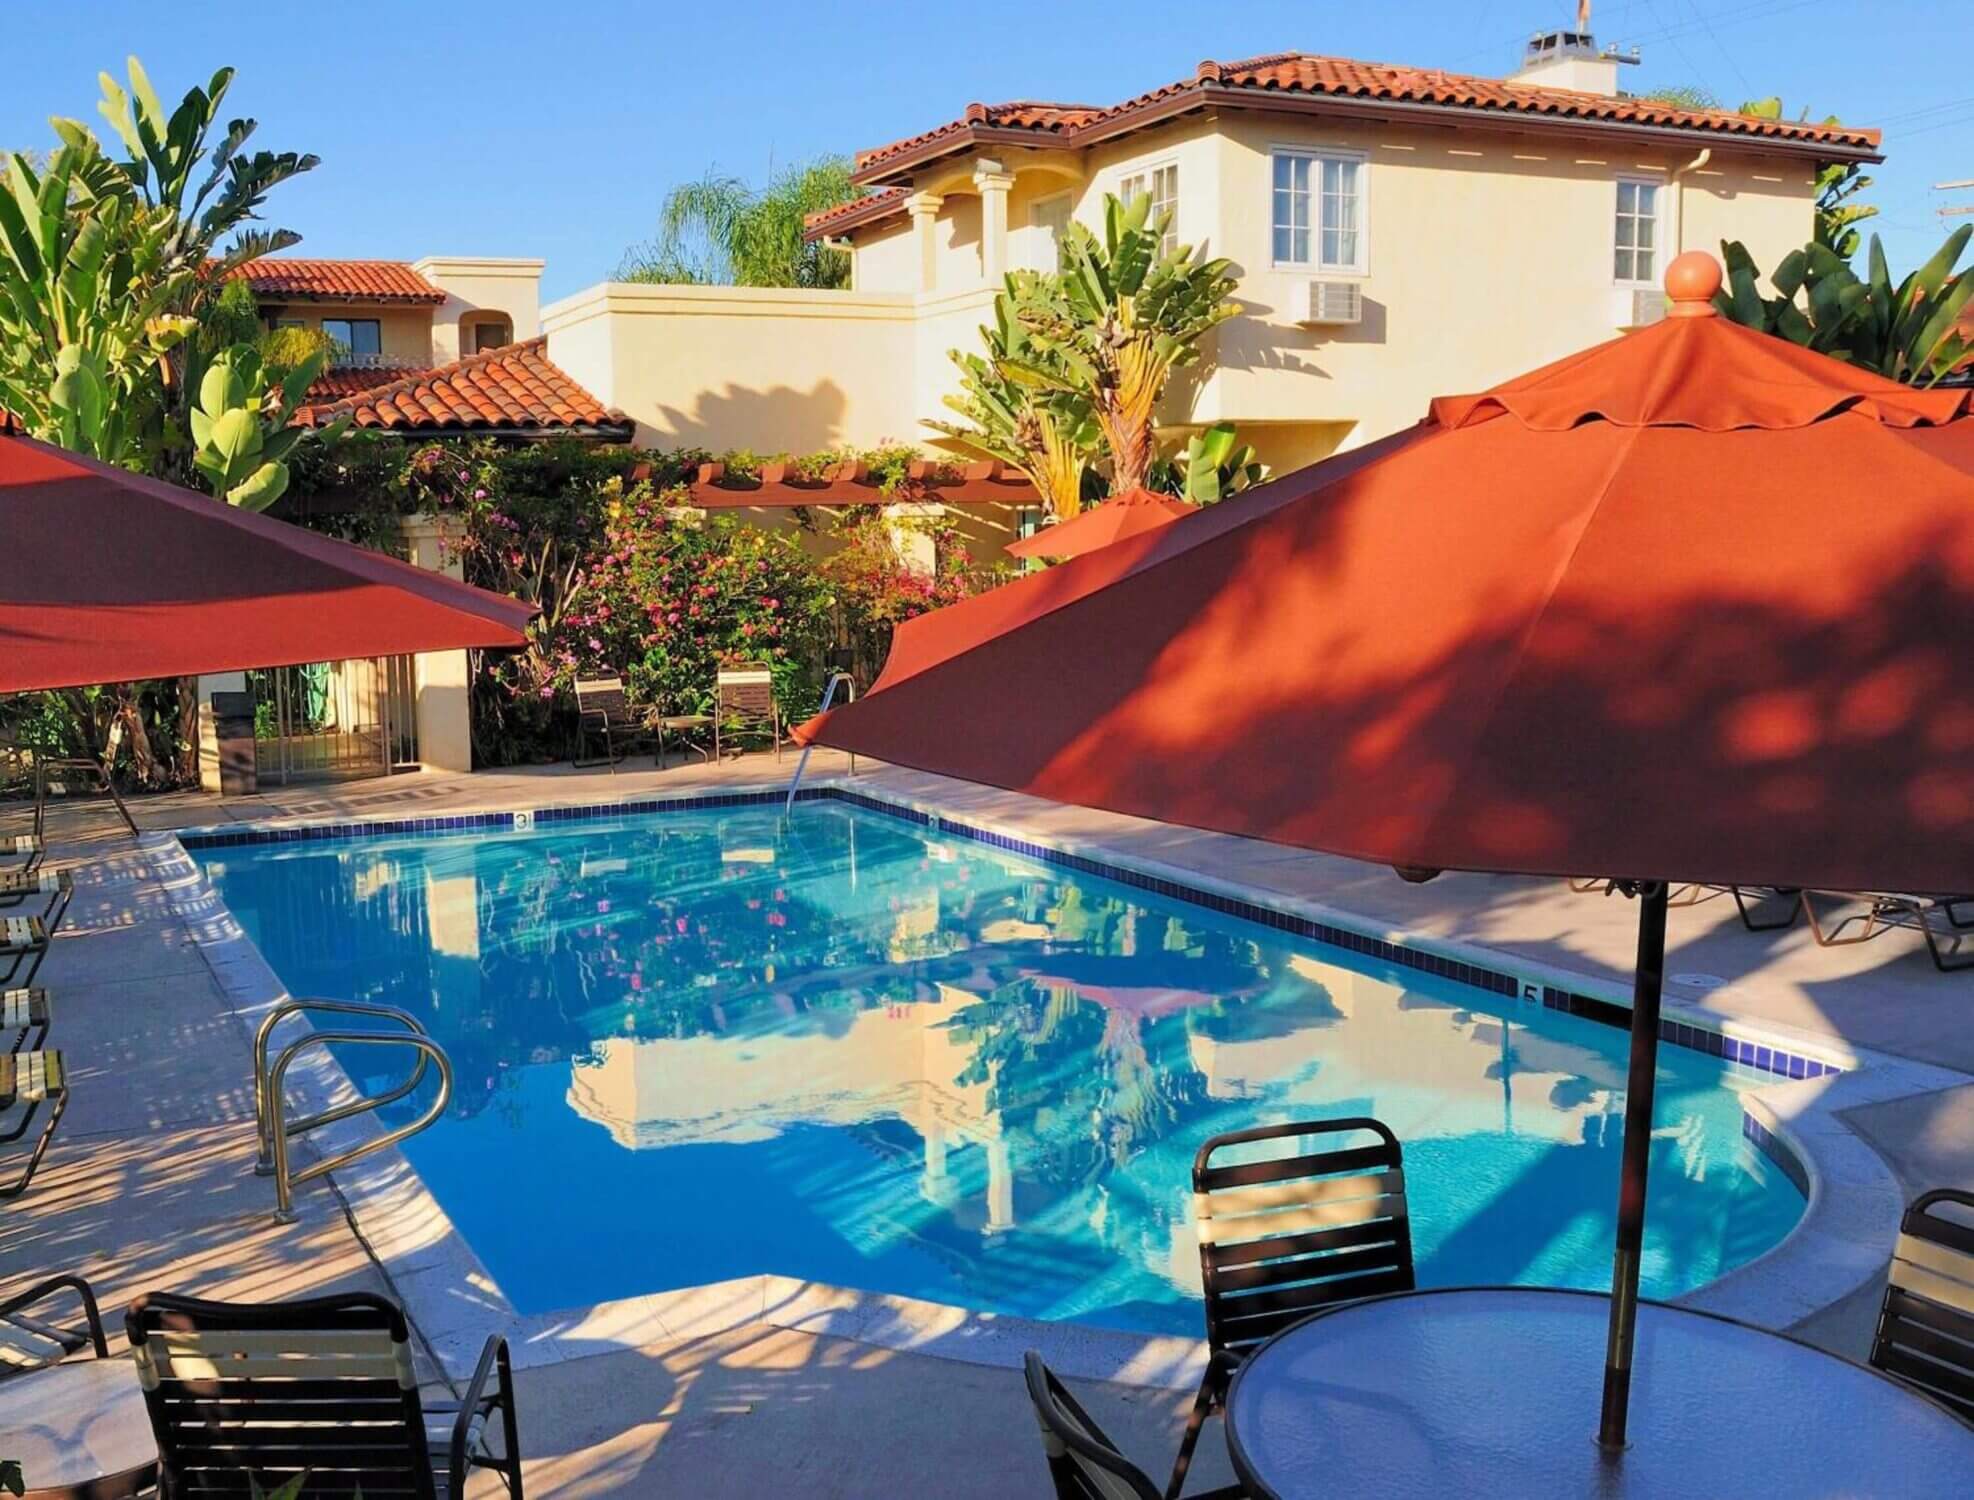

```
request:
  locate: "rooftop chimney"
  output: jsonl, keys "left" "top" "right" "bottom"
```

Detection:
{"left": 1508, "top": 25, "right": 1639, "bottom": 96}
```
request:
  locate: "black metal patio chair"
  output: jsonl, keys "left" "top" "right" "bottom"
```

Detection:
{"left": 1165, "top": 1116, "right": 1416, "bottom": 1499}
{"left": 1869, "top": 1188, "right": 1974, "bottom": 1423}
{"left": 128, "top": 1289, "right": 523, "bottom": 1500}
{"left": 1025, "top": 1351, "right": 1245, "bottom": 1500}
{"left": 1, "top": 1272, "right": 108, "bottom": 1379}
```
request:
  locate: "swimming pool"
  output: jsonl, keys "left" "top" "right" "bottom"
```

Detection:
{"left": 198, "top": 798, "right": 1804, "bottom": 1334}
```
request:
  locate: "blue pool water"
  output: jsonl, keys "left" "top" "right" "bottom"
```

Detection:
{"left": 201, "top": 801, "right": 1803, "bottom": 1331}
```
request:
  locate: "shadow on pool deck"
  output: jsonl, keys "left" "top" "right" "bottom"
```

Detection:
{"left": 5, "top": 749, "right": 1973, "bottom": 1494}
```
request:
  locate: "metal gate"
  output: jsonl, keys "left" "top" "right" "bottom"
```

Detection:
{"left": 248, "top": 656, "right": 419, "bottom": 784}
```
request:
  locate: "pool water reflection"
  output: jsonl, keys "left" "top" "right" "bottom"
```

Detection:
{"left": 201, "top": 803, "right": 1803, "bottom": 1331}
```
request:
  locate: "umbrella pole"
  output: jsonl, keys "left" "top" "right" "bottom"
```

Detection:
{"left": 1597, "top": 879, "right": 1670, "bottom": 1451}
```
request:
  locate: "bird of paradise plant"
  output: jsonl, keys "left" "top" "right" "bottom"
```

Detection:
{"left": 928, "top": 280, "right": 1098, "bottom": 520}
{"left": 1000, "top": 193, "right": 1241, "bottom": 493}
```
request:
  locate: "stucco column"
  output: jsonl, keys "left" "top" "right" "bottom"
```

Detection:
{"left": 399, "top": 514, "right": 475, "bottom": 774}
{"left": 882, "top": 502, "right": 941, "bottom": 577}
{"left": 972, "top": 160, "right": 1015, "bottom": 281}
{"left": 905, "top": 192, "right": 944, "bottom": 293}
{"left": 196, "top": 672, "right": 249, "bottom": 793}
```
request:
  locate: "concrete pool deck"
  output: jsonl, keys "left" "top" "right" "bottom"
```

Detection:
{"left": 5, "top": 751, "right": 1972, "bottom": 1493}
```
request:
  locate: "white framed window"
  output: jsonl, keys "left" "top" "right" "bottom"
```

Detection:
{"left": 1119, "top": 162, "right": 1179, "bottom": 255}
{"left": 1272, "top": 150, "right": 1365, "bottom": 273}
{"left": 1614, "top": 177, "right": 1661, "bottom": 285}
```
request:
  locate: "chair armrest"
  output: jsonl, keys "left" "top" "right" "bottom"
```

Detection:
{"left": 0, "top": 1273, "right": 109, "bottom": 1358}
{"left": 448, "top": 1333, "right": 516, "bottom": 1496}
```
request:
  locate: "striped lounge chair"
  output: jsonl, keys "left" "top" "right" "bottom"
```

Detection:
{"left": 0, "top": 1049, "right": 67, "bottom": 1198}
{"left": 1869, "top": 1189, "right": 1974, "bottom": 1423}
{"left": 0, "top": 866, "right": 72, "bottom": 926}
{"left": 0, "top": 915, "right": 54, "bottom": 990}
{"left": 2, "top": 987, "right": 49, "bottom": 1054}
{"left": 128, "top": 1290, "right": 523, "bottom": 1500}
{"left": 0, "top": 834, "right": 43, "bottom": 878}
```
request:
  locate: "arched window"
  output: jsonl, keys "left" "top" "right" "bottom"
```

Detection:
{"left": 467, "top": 317, "right": 513, "bottom": 354}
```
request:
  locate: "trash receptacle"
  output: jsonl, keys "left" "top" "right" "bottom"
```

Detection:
{"left": 210, "top": 691, "right": 257, "bottom": 797}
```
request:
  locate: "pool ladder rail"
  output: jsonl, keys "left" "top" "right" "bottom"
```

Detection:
{"left": 784, "top": 669, "right": 858, "bottom": 814}
{"left": 251, "top": 997, "right": 453, "bottom": 1224}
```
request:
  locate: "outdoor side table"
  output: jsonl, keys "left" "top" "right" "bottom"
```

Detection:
{"left": 1224, "top": 1286, "right": 1974, "bottom": 1500}
{"left": 648, "top": 711, "right": 713, "bottom": 769}
{"left": 0, "top": 1357, "right": 157, "bottom": 1499}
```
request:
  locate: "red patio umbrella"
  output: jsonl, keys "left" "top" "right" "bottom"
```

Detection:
{"left": 799, "top": 253, "right": 1974, "bottom": 1447}
{"left": 1004, "top": 486, "right": 1196, "bottom": 562}
{"left": 0, "top": 433, "right": 535, "bottom": 693}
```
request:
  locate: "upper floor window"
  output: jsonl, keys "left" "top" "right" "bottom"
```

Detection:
{"left": 1614, "top": 179, "right": 1661, "bottom": 284}
{"left": 1273, "top": 150, "right": 1364, "bottom": 272}
{"left": 321, "top": 318, "right": 382, "bottom": 358}
{"left": 1120, "top": 162, "right": 1179, "bottom": 256}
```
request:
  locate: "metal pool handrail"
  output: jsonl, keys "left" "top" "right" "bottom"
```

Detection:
{"left": 783, "top": 669, "right": 858, "bottom": 813}
{"left": 265, "top": 1029, "right": 453, "bottom": 1224}
{"left": 252, "top": 997, "right": 434, "bottom": 1176}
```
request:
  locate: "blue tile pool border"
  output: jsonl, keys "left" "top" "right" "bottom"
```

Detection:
{"left": 177, "top": 783, "right": 1845, "bottom": 1091}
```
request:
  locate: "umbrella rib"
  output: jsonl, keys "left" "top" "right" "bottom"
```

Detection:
{"left": 1406, "top": 425, "right": 1649, "bottom": 873}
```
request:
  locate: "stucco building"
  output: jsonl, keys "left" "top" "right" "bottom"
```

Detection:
{"left": 541, "top": 32, "right": 1882, "bottom": 474}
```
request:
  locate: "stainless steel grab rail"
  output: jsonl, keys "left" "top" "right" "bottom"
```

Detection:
{"left": 783, "top": 670, "right": 858, "bottom": 813}
{"left": 252, "top": 998, "right": 432, "bottom": 1175}
{"left": 266, "top": 1030, "right": 453, "bottom": 1224}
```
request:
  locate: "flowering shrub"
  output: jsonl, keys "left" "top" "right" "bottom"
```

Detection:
{"left": 280, "top": 436, "right": 1008, "bottom": 765}
{"left": 818, "top": 508, "right": 1003, "bottom": 683}
{"left": 547, "top": 489, "right": 835, "bottom": 720}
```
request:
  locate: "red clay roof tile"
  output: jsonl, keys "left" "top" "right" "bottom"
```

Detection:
{"left": 849, "top": 51, "right": 1882, "bottom": 183}
{"left": 295, "top": 338, "right": 631, "bottom": 438}
{"left": 302, "top": 366, "right": 436, "bottom": 402}
{"left": 228, "top": 259, "right": 445, "bottom": 304}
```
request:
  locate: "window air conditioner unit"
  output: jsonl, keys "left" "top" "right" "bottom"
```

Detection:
{"left": 1299, "top": 279, "right": 1362, "bottom": 326}
{"left": 1627, "top": 287, "right": 1668, "bottom": 328}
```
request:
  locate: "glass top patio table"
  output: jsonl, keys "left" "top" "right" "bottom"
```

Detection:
{"left": 1224, "top": 1286, "right": 1974, "bottom": 1500}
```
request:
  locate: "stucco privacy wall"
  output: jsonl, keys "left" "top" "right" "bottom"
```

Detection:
{"left": 542, "top": 283, "right": 919, "bottom": 452}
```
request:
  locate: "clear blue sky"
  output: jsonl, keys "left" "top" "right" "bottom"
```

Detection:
{"left": 7, "top": 0, "right": 1969, "bottom": 302}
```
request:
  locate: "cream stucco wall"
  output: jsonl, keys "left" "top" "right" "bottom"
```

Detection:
{"left": 264, "top": 302, "right": 436, "bottom": 366}
{"left": 547, "top": 110, "right": 1820, "bottom": 481}
{"left": 413, "top": 256, "right": 545, "bottom": 363}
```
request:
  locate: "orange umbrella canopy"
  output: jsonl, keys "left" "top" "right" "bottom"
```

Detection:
{"left": 1004, "top": 486, "right": 1195, "bottom": 561}
{"left": 803, "top": 257, "right": 1974, "bottom": 893}
{"left": 0, "top": 433, "right": 535, "bottom": 693}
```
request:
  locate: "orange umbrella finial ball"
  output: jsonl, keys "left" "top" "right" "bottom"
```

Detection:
{"left": 1664, "top": 250, "right": 1723, "bottom": 317}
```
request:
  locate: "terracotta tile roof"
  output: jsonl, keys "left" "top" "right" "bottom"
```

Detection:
{"left": 804, "top": 186, "right": 910, "bottom": 237}
{"left": 302, "top": 366, "right": 436, "bottom": 402}
{"left": 849, "top": 51, "right": 1882, "bottom": 183}
{"left": 295, "top": 338, "right": 631, "bottom": 438}
{"left": 227, "top": 259, "right": 445, "bottom": 304}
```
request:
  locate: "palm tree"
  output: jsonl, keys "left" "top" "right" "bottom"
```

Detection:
{"left": 619, "top": 158, "right": 860, "bottom": 289}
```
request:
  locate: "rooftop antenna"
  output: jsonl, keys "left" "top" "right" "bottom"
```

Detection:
{"left": 1938, "top": 180, "right": 1974, "bottom": 221}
